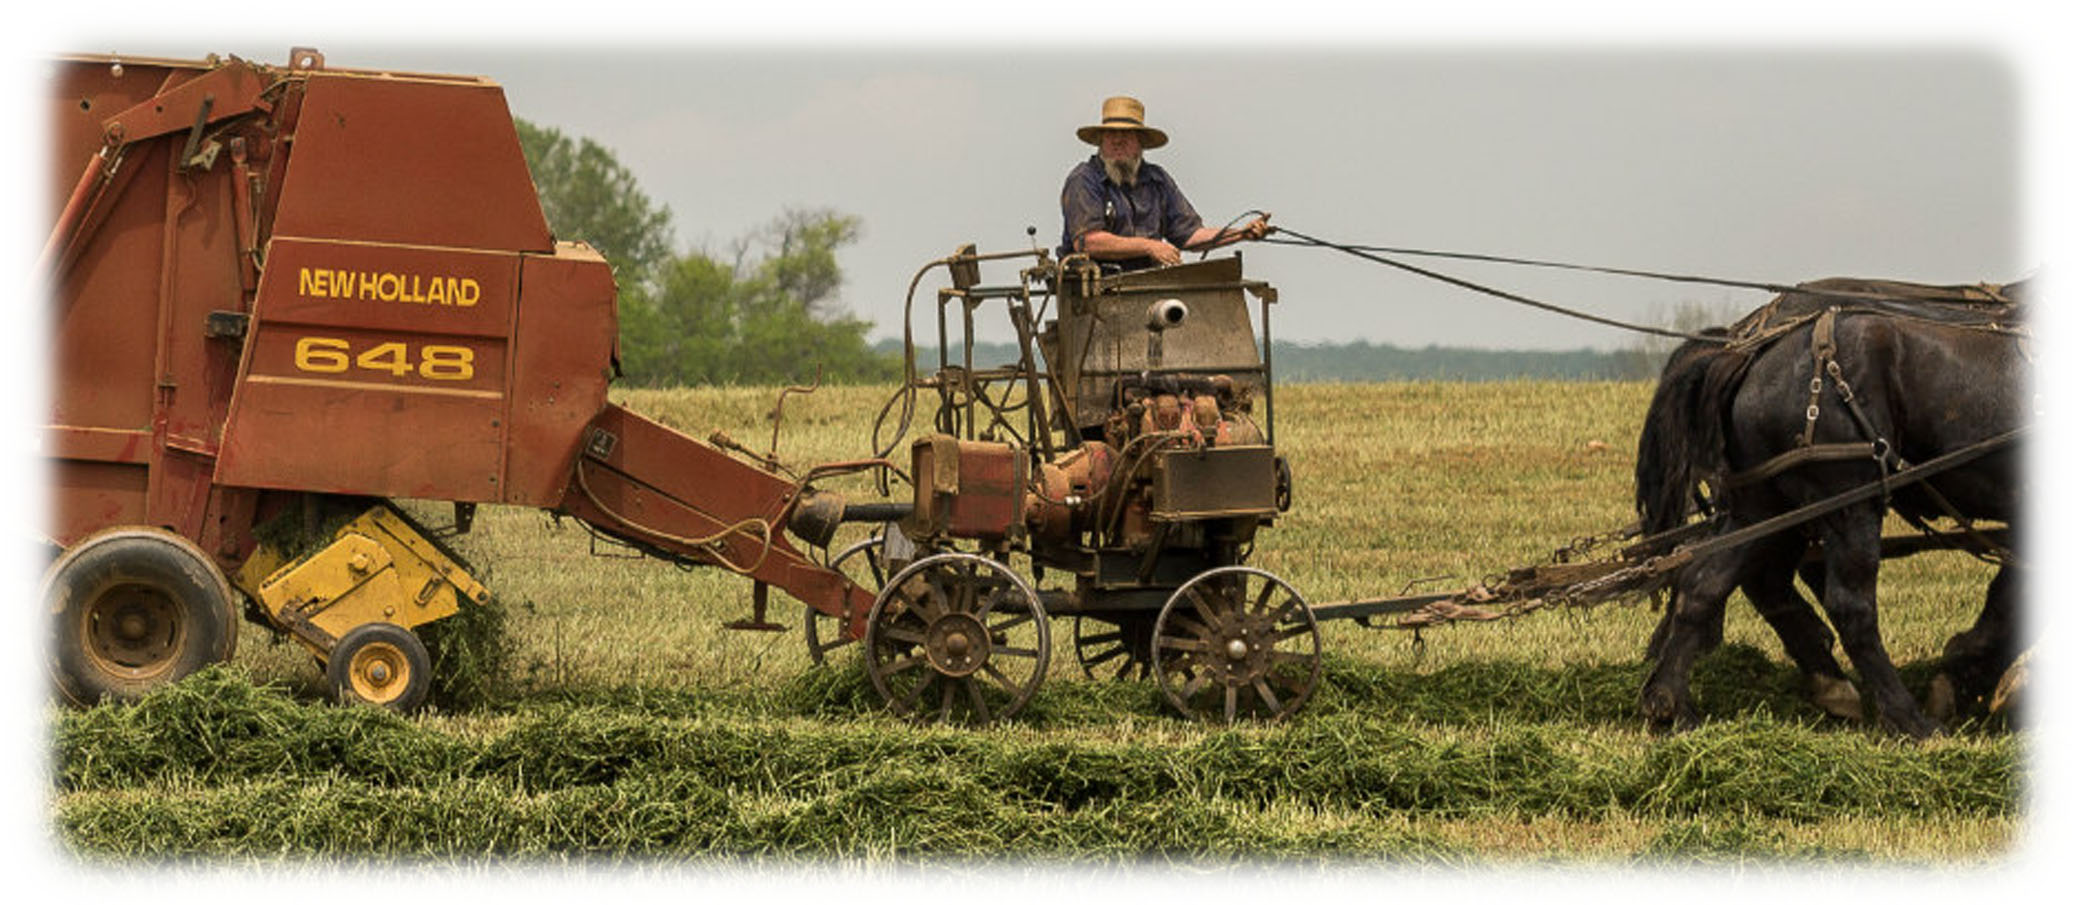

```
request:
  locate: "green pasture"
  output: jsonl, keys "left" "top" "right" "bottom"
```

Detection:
{"left": 48, "top": 382, "right": 2024, "bottom": 865}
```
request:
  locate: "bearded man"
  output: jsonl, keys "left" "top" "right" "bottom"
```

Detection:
{"left": 1058, "top": 96, "right": 1270, "bottom": 272}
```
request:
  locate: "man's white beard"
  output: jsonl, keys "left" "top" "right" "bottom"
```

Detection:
{"left": 1103, "top": 155, "right": 1141, "bottom": 187}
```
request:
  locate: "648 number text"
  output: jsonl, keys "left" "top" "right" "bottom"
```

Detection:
{"left": 293, "top": 337, "right": 476, "bottom": 381}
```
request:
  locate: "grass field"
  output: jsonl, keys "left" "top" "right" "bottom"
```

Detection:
{"left": 47, "top": 381, "right": 2024, "bottom": 867}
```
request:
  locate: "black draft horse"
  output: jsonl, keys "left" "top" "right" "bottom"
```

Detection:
{"left": 1633, "top": 278, "right": 2026, "bottom": 738}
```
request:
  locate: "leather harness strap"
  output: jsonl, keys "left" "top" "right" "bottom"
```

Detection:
{"left": 1726, "top": 304, "right": 2016, "bottom": 565}
{"left": 1801, "top": 307, "right": 1839, "bottom": 448}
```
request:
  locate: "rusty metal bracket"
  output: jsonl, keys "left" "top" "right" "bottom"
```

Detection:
{"left": 725, "top": 581, "right": 788, "bottom": 633}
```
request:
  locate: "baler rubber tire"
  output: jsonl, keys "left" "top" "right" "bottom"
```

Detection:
{"left": 327, "top": 623, "right": 431, "bottom": 713}
{"left": 46, "top": 527, "right": 239, "bottom": 706}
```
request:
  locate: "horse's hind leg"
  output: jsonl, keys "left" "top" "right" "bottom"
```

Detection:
{"left": 1928, "top": 562, "right": 2021, "bottom": 721}
{"left": 1740, "top": 536, "right": 1859, "bottom": 720}
{"left": 1813, "top": 505, "right": 1939, "bottom": 738}
{"left": 1641, "top": 548, "right": 1741, "bottom": 732}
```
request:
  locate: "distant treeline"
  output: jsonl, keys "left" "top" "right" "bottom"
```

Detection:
{"left": 880, "top": 339, "right": 1665, "bottom": 382}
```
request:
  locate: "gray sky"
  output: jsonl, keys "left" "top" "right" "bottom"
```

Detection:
{"left": 35, "top": 39, "right": 2030, "bottom": 351}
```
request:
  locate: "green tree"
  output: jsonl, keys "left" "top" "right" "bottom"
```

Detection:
{"left": 513, "top": 119, "right": 675, "bottom": 293}
{"left": 623, "top": 209, "right": 898, "bottom": 386}
{"left": 512, "top": 119, "right": 895, "bottom": 386}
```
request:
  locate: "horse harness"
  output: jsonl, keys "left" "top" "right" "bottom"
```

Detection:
{"left": 1717, "top": 285, "right": 2025, "bottom": 566}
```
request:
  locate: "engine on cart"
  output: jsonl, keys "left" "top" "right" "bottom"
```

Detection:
{"left": 789, "top": 248, "right": 1316, "bottom": 725}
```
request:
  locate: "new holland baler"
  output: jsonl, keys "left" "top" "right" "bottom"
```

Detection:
{"left": 43, "top": 49, "right": 874, "bottom": 711}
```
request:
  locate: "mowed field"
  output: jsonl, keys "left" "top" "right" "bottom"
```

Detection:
{"left": 50, "top": 381, "right": 2022, "bottom": 866}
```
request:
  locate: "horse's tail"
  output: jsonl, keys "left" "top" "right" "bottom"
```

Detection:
{"left": 1635, "top": 331, "right": 1739, "bottom": 535}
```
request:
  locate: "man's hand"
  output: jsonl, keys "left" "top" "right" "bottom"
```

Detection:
{"left": 1240, "top": 214, "right": 1272, "bottom": 241}
{"left": 1146, "top": 238, "right": 1182, "bottom": 266}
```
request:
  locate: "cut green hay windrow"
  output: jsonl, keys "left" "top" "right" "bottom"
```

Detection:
{"left": 52, "top": 381, "right": 2025, "bottom": 862}
{"left": 55, "top": 668, "right": 2020, "bottom": 858}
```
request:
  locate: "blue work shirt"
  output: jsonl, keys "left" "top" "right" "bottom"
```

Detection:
{"left": 1058, "top": 155, "right": 1204, "bottom": 271}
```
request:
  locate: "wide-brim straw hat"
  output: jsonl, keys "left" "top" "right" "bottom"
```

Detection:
{"left": 1076, "top": 96, "right": 1169, "bottom": 149}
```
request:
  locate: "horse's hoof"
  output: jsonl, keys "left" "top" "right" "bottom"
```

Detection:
{"left": 1992, "top": 649, "right": 2031, "bottom": 716}
{"left": 1639, "top": 685, "right": 1678, "bottom": 724}
{"left": 1924, "top": 674, "right": 1957, "bottom": 723}
{"left": 1640, "top": 685, "right": 1698, "bottom": 734}
{"left": 1807, "top": 673, "right": 1863, "bottom": 722}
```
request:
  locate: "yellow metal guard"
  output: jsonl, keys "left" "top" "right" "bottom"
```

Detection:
{"left": 234, "top": 505, "right": 489, "bottom": 657}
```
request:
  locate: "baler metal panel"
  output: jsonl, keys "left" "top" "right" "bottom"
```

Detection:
{"left": 214, "top": 238, "right": 519, "bottom": 500}
{"left": 502, "top": 246, "right": 619, "bottom": 506}
{"left": 270, "top": 73, "right": 552, "bottom": 253}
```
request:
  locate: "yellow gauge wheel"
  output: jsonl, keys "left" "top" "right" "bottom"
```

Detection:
{"left": 326, "top": 623, "right": 431, "bottom": 712}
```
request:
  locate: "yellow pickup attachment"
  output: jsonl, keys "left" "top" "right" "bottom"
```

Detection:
{"left": 233, "top": 505, "right": 489, "bottom": 711}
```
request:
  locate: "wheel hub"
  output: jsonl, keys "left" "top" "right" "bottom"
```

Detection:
{"left": 85, "top": 583, "right": 181, "bottom": 672}
{"left": 349, "top": 642, "right": 409, "bottom": 702}
{"left": 1203, "top": 614, "right": 1272, "bottom": 685}
{"left": 924, "top": 611, "right": 990, "bottom": 677}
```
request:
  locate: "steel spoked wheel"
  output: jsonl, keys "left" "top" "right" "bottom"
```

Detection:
{"left": 1074, "top": 614, "right": 1155, "bottom": 681}
{"left": 864, "top": 552, "right": 1050, "bottom": 725}
{"left": 46, "top": 528, "right": 239, "bottom": 705}
{"left": 327, "top": 623, "right": 432, "bottom": 712}
{"left": 1152, "top": 566, "right": 1321, "bottom": 723}
{"left": 804, "top": 533, "right": 886, "bottom": 665}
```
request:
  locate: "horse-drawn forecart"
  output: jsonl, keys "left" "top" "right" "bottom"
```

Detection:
{"left": 779, "top": 236, "right": 2029, "bottom": 733}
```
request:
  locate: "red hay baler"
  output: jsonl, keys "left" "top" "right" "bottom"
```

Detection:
{"left": 44, "top": 49, "right": 875, "bottom": 711}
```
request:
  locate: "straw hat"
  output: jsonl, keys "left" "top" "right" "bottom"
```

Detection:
{"left": 1076, "top": 96, "right": 1169, "bottom": 149}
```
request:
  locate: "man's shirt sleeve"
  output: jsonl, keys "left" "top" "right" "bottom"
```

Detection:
{"left": 1160, "top": 177, "right": 1204, "bottom": 246}
{"left": 1060, "top": 165, "right": 1109, "bottom": 252}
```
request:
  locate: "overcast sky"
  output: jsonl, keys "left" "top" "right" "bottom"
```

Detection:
{"left": 34, "top": 35, "right": 2032, "bottom": 352}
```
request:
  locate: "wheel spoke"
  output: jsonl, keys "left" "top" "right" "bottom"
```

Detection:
{"left": 1265, "top": 667, "right": 1313, "bottom": 693}
{"left": 1223, "top": 684, "right": 1238, "bottom": 722}
{"left": 981, "top": 661, "right": 1027, "bottom": 698}
{"left": 908, "top": 585, "right": 946, "bottom": 622}
{"left": 1079, "top": 629, "right": 1124, "bottom": 646}
{"left": 1270, "top": 624, "right": 1315, "bottom": 645}
{"left": 1082, "top": 644, "right": 1128, "bottom": 667}
{"left": 1156, "top": 636, "right": 1214, "bottom": 654}
{"left": 1179, "top": 670, "right": 1211, "bottom": 700}
{"left": 1252, "top": 677, "right": 1284, "bottom": 714}
{"left": 880, "top": 625, "right": 926, "bottom": 645}
{"left": 882, "top": 652, "right": 928, "bottom": 675}
{"left": 992, "top": 645, "right": 1042, "bottom": 659}
{"left": 978, "top": 582, "right": 1021, "bottom": 617}
{"left": 1182, "top": 585, "right": 1230, "bottom": 630}
{"left": 938, "top": 679, "right": 957, "bottom": 720}
{"left": 899, "top": 670, "right": 938, "bottom": 713}
{"left": 965, "top": 679, "right": 994, "bottom": 724}
{"left": 951, "top": 566, "right": 980, "bottom": 613}
{"left": 1167, "top": 612, "right": 1214, "bottom": 640}
{"left": 1251, "top": 581, "right": 1278, "bottom": 617}
{"left": 1267, "top": 593, "right": 1300, "bottom": 626}
{"left": 987, "top": 611, "right": 1035, "bottom": 633}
